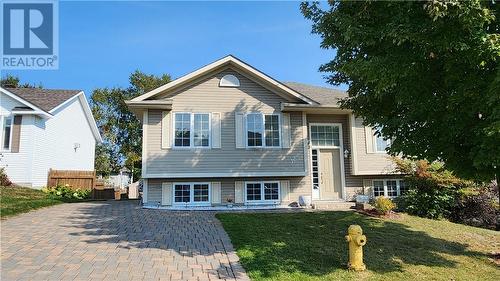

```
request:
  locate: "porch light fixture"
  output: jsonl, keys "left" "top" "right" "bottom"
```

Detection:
{"left": 73, "top": 143, "right": 80, "bottom": 152}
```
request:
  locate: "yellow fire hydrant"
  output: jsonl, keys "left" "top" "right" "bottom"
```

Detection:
{"left": 345, "top": 225, "right": 367, "bottom": 271}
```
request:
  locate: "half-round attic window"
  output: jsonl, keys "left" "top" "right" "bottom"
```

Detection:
{"left": 219, "top": 74, "right": 240, "bottom": 87}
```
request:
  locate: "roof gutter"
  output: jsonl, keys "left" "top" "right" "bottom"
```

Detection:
{"left": 125, "top": 100, "right": 173, "bottom": 120}
{"left": 281, "top": 102, "right": 352, "bottom": 113}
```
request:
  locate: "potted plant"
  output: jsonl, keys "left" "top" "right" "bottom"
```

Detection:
{"left": 226, "top": 198, "right": 234, "bottom": 208}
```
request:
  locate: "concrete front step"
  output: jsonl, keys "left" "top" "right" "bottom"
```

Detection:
{"left": 312, "top": 201, "right": 356, "bottom": 210}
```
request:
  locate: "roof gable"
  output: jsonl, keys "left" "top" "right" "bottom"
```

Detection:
{"left": 6, "top": 88, "right": 81, "bottom": 112}
{"left": 131, "top": 55, "right": 318, "bottom": 105}
{"left": 1, "top": 87, "right": 102, "bottom": 143}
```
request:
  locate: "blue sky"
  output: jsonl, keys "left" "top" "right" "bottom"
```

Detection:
{"left": 2, "top": 1, "right": 338, "bottom": 97}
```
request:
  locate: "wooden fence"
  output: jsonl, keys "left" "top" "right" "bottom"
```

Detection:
{"left": 47, "top": 169, "right": 96, "bottom": 189}
{"left": 47, "top": 169, "right": 120, "bottom": 200}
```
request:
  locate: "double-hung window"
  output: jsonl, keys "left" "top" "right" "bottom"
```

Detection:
{"left": 372, "top": 179, "right": 407, "bottom": 198}
{"left": 245, "top": 181, "right": 280, "bottom": 203}
{"left": 374, "top": 126, "right": 391, "bottom": 152}
{"left": 173, "top": 183, "right": 210, "bottom": 205}
{"left": 246, "top": 113, "right": 280, "bottom": 147}
{"left": 173, "top": 113, "right": 210, "bottom": 148}
{"left": 1, "top": 116, "right": 13, "bottom": 151}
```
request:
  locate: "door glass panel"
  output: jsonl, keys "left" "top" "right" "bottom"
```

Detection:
{"left": 311, "top": 149, "right": 319, "bottom": 190}
{"left": 310, "top": 125, "right": 340, "bottom": 147}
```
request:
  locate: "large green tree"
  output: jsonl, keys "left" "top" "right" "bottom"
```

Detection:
{"left": 302, "top": 0, "right": 499, "bottom": 179}
{"left": 1, "top": 74, "right": 41, "bottom": 88}
{"left": 90, "top": 71, "right": 171, "bottom": 180}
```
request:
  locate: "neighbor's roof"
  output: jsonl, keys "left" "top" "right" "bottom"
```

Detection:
{"left": 283, "top": 82, "right": 347, "bottom": 106}
{"left": 6, "top": 88, "right": 81, "bottom": 112}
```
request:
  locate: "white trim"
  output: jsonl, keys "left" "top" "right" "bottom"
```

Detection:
{"left": 142, "top": 179, "right": 148, "bottom": 204}
{"left": 308, "top": 122, "right": 347, "bottom": 201}
{"left": 0, "top": 115, "right": 14, "bottom": 152}
{"left": 349, "top": 114, "right": 359, "bottom": 174}
{"left": 372, "top": 126, "right": 390, "bottom": 154}
{"left": 172, "top": 112, "right": 212, "bottom": 149}
{"left": 0, "top": 87, "right": 52, "bottom": 118}
{"left": 219, "top": 74, "right": 240, "bottom": 87}
{"left": 172, "top": 182, "right": 211, "bottom": 206}
{"left": 77, "top": 93, "right": 102, "bottom": 143}
{"left": 244, "top": 112, "right": 282, "bottom": 149}
{"left": 244, "top": 181, "right": 281, "bottom": 205}
{"left": 371, "top": 179, "right": 404, "bottom": 198}
{"left": 143, "top": 171, "right": 306, "bottom": 178}
{"left": 310, "top": 149, "right": 320, "bottom": 200}
{"left": 141, "top": 110, "right": 148, "bottom": 177}
{"left": 9, "top": 110, "right": 46, "bottom": 115}
{"left": 130, "top": 55, "right": 316, "bottom": 105}
{"left": 309, "top": 123, "right": 343, "bottom": 149}
{"left": 49, "top": 92, "right": 81, "bottom": 113}
{"left": 302, "top": 112, "right": 308, "bottom": 174}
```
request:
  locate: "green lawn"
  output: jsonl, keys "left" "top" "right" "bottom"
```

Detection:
{"left": 217, "top": 211, "right": 500, "bottom": 281}
{"left": 0, "top": 186, "right": 65, "bottom": 218}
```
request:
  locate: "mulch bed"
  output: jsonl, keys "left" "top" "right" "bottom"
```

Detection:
{"left": 357, "top": 208, "right": 403, "bottom": 220}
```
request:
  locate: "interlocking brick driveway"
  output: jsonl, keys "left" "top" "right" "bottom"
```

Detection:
{"left": 1, "top": 201, "right": 249, "bottom": 281}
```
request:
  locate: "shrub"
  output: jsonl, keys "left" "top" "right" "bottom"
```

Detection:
{"left": 393, "top": 158, "right": 498, "bottom": 227}
{"left": 42, "top": 184, "right": 91, "bottom": 200}
{"left": 448, "top": 185, "right": 499, "bottom": 229}
{"left": 0, "top": 168, "right": 12, "bottom": 186}
{"left": 396, "top": 187, "right": 457, "bottom": 219}
{"left": 372, "top": 197, "right": 396, "bottom": 215}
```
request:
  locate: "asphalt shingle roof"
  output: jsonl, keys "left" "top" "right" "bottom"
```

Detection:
{"left": 6, "top": 88, "right": 81, "bottom": 112}
{"left": 283, "top": 82, "right": 347, "bottom": 106}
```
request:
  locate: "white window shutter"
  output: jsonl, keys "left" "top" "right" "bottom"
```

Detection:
{"left": 280, "top": 180, "right": 290, "bottom": 202}
{"left": 211, "top": 182, "right": 221, "bottom": 204}
{"left": 235, "top": 113, "right": 245, "bottom": 148}
{"left": 364, "top": 127, "right": 374, "bottom": 154}
{"left": 161, "top": 182, "right": 172, "bottom": 206}
{"left": 211, "top": 113, "right": 221, "bottom": 148}
{"left": 281, "top": 113, "right": 291, "bottom": 148}
{"left": 161, "top": 111, "right": 172, "bottom": 149}
{"left": 363, "top": 179, "right": 373, "bottom": 198}
{"left": 234, "top": 181, "right": 244, "bottom": 203}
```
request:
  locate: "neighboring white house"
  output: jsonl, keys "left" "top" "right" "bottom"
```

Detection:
{"left": 0, "top": 87, "right": 102, "bottom": 187}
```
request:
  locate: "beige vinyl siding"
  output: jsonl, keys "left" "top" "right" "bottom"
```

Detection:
{"left": 145, "top": 69, "right": 306, "bottom": 176}
{"left": 147, "top": 177, "right": 308, "bottom": 206}
{"left": 353, "top": 117, "right": 395, "bottom": 174}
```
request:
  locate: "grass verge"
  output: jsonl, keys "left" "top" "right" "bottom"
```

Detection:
{"left": 0, "top": 186, "right": 66, "bottom": 218}
{"left": 217, "top": 211, "right": 499, "bottom": 281}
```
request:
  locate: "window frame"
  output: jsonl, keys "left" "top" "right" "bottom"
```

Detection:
{"left": 309, "top": 123, "right": 342, "bottom": 149}
{"left": 0, "top": 115, "right": 14, "bottom": 152}
{"left": 371, "top": 179, "right": 405, "bottom": 198}
{"left": 244, "top": 180, "right": 281, "bottom": 204}
{"left": 245, "top": 113, "right": 281, "bottom": 149}
{"left": 172, "top": 112, "right": 212, "bottom": 149}
{"left": 373, "top": 126, "right": 391, "bottom": 153}
{"left": 172, "top": 182, "right": 211, "bottom": 206}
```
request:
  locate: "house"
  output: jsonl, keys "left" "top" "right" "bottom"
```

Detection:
{"left": 127, "top": 55, "right": 404, "bottom": 208}
{"left": 0, "top": 87, "right": 102, "bottom": 187}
